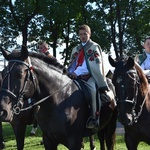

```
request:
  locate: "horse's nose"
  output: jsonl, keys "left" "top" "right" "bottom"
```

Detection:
{"left": 118, "top": 113, "right": 132, "bottom": 126}
{"left": 0, "top": 109, "right": 8, "bottom": 121}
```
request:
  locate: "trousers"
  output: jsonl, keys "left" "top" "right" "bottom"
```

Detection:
{"left": 81, "top": 77, "right": 100, "bottom": 118}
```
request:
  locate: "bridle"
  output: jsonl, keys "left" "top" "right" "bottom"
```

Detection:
{"left": 116, "top": 69, "right": 147, "bottom": 124}
{"left": 1, "top": 58, "right": 37, "bottom": 115}
{"left": 0, "top": 57, "right": 72, "bottom": 115}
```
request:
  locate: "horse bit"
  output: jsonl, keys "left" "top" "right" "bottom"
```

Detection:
{"left": 0, "top": 57, "right": 71, "bottom": 115}
{"left": 117, "top": 69, "right": 145, "bottom": 124}
{"left": 1, "top": 58, "right": 37, "bottom": 115}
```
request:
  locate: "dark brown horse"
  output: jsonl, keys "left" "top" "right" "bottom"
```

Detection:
{"left": 0, "top": 46, "right": 116, "bottom": 150}
{"left": 0, "top": 71, "right": 5, "bottom": 150}
{"left": 28, "top": 81, "right": 118, "bottom": 150}
{"left": 0, "top": 69, "right": 39, "bottom": 150}
{"left": 109, "top": 55, "right": 150, "bottom": 150}
{"left": 81, "top": 96, "right": 117, "bottom": 150}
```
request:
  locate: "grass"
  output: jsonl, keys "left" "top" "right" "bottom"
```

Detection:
{"left": 2, "top": 122, "right": 150, "bottom": 150}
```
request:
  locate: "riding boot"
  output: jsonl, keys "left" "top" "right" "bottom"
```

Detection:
{"left": 81, "top": 78, "right": 100, "bottom": 130}
{"left": 86, "top": 87, "right": 100, "bottom": 130}
{"left": 99, "top": 90, "right": 111, "bottom": 103}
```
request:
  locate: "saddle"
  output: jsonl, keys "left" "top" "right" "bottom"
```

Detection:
{"left": 74, "top": 79, "right": 91, "bottom": 107}
{"left": 74, "top": 78, "right": 112, "bottom": 109}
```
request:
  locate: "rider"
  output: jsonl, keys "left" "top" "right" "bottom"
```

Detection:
{"left": 135, "top": 36, "right": 150, "bottom": 81}
{"left": 67, "top": 24, "right": 109, "bottom": 129}
{"left": 30, "top": 41, "right": 56, "bottom": 136}
{"left": 38, "top": 41, "right": 54, "bottom": 58}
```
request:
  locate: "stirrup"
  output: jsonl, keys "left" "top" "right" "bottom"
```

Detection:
{"left": 86, "top": 116, "right": 99, "bottom": 130}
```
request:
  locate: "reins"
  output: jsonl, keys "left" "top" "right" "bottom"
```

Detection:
{"left": 2, "top": 57, "right": 72, "bottom": 114}
{"left": 20, "top": 80, "right": 72, "bottom": 112}
{"left": 117, "top": 68, "right": 148, "bottom": 124}
{"left": 128, "top": 69, "right": 149, "bottom": 123}
{"left": 135, "top": 89, "right": 148, "bottom": 122}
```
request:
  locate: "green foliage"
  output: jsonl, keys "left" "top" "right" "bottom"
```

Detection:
{"left": 0, "top": 0, "right": 150, "bottom": 59}
{"left": 2, "top": 122, "right": 150, "bottom": 150}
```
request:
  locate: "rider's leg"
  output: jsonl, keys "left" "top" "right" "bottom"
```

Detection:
{"left": 83, "top": 77, "right": 100, "bottom": 129}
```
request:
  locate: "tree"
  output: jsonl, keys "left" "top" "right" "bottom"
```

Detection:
{"left": 0, "top": 0, "right": 40, "bottom": 48}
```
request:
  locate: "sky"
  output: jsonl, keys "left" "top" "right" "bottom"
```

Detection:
{"left": 0, "top": 36, "right": 115, "bottom": 74}
{"left": 8, "top": 0, "right": 115, "bottom": 74}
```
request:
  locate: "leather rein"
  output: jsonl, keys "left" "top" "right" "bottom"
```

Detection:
{"left": 1, "top": 57, "right": 70, "bottom": 115}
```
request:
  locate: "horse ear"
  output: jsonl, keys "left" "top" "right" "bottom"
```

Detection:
{"left": 108, "top": 55, "right": 116, "bottom": 67}
{"left": 21, "top": 45, "right": 28, "bottom": 60}
{"left": 0, "top": 46, "right": 11, "bottom": 60}
{"left": 126, "top": 57, "right": 135, "bottom": 68}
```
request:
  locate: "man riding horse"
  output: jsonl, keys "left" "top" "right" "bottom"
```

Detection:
{"left": 135, "top": 36, "right": 150, "bottom": 82}
{"left": 67, "top": 24, "right": 111, "bottom": 130}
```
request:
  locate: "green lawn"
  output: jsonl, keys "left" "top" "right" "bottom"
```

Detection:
{"left": 2, "top": 122, "right": 150, "bottom": 150}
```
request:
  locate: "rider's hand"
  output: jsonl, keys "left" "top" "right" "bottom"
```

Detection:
{"left": 69, "top": 72, "right": 77, "bottom": 79}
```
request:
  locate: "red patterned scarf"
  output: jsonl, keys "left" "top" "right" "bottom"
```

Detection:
{"left": 75, "top": 49, "right": 84, "bottom": 69}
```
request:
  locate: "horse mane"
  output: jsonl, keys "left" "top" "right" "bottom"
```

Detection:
{"left": 134, "top": 62, "right": 150, "bottom": 111}
{"left": 29, "top": 52, "right": 66, "bottom": 73}
{"left": 8, "top": 50, "right": 66, "bottom": 74}
{"left": 134, "top": 62, "right": 148, "bottom": 94}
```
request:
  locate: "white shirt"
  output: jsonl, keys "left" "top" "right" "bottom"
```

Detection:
{"left": 74, "top": 42, "right": 89, "bottom": 76}
{"left": 74, "top": 60, "right": 89, "bottom": 76}
{"left": 141, "top": 53, "right": 150, "bottom": 76}
{"left": 141, "top": 53, "right": 150, "bottom": 70}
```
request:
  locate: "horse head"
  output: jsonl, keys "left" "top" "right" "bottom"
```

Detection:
{"left": 108, "top": 55, "right": 147, "bottom": 126}
{"left": 0, "top": 46, "right": 36, "bottom": 122}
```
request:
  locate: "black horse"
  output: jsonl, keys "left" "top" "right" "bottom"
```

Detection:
{"left": 0, "top": 46, "right": 116, "bottom": 150}
{"left": 0, "top": 71, "right": 5, "bottom": 150}
{"left": 109, "top": 55, "right": 150, "bottom": 150}
{"left": 0, "top": 70, "right": 40, "bottom": 150}
{"left": 28, "top": 83, "right": 118, "bottom": 150}
{"left": 97, "top": 78, "right": 117, "bottom": 150}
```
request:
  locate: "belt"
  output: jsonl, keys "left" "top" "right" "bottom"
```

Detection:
{"left": 79, "top": 74, "right": 91, "bottom": 80}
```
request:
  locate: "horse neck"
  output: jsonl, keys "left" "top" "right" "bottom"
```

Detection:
{"left": 136, "top": 83, "right": 150, "bottom": 113}
{"left": 34, "top": 66, "right": 71, "bottom": 101}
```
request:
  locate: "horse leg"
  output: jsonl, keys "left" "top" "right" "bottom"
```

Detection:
{"left": 0, "top": 122, "right": 5, "bottom": 150}
{"left": 81, "top": 138, "right": 84, "bottom": 149}
{"left": 30, "top": 118, "right": 38, "bottom": 136}
{"left": 105, "top": 132, "right": 116, "bottom": 150}
{"left": 98, "top": 106, "right": 117, "bottom": 150}
{"left": 42, "top": 132, "right": 58, "bottom": 150}
{"left": 125, "top": 133, "right": 138, "bottom": 150}
{"left": 67, "top": 136, "right": 83, "bottom": 150}
{"left": 97, "top": 129, "right": 106, "bottom": 150}
{"left": 89, "top": 135, "right": 96, "bottom": 150}
{"left": 11, "top": 123, "right": 27, "bottom": 150}
{"left": 106, "top": 107, "right": 117, "bottom": 150}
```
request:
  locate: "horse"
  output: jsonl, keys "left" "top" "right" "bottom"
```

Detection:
{"left": 0, "top": 72, "right": 5, "bottom": 150}
{"left": 0, "top": 69, "right": 40, "bottom": 150}
{"left": 95, "top": 78, "right": 117, "bottom": 150}
{"left": 30, "top": 78, "right": 118, "bottom": 150}
{"left": 0, "top": 46, "right": 117, "bottom": 150}
{"left": 109, "top": 55, "right": 150, "bottom": 150}
{"left": 31, "top": 104, "right": 118, "bottom": 150}
{"left": 81, "top": 94, "right": 117, "bottom": 150}
{"left": 0, "top": 122, "right": 5, "bottom": 150}
{"left": 97, "top": 106, "right": 117, "bottom": 150}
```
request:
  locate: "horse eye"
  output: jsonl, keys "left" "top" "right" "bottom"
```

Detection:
{"left": 18, "top": 73, "right": 23, "bottom": 78}
{"left": 15, "top": 70, "right": 24, "bottom": 79}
